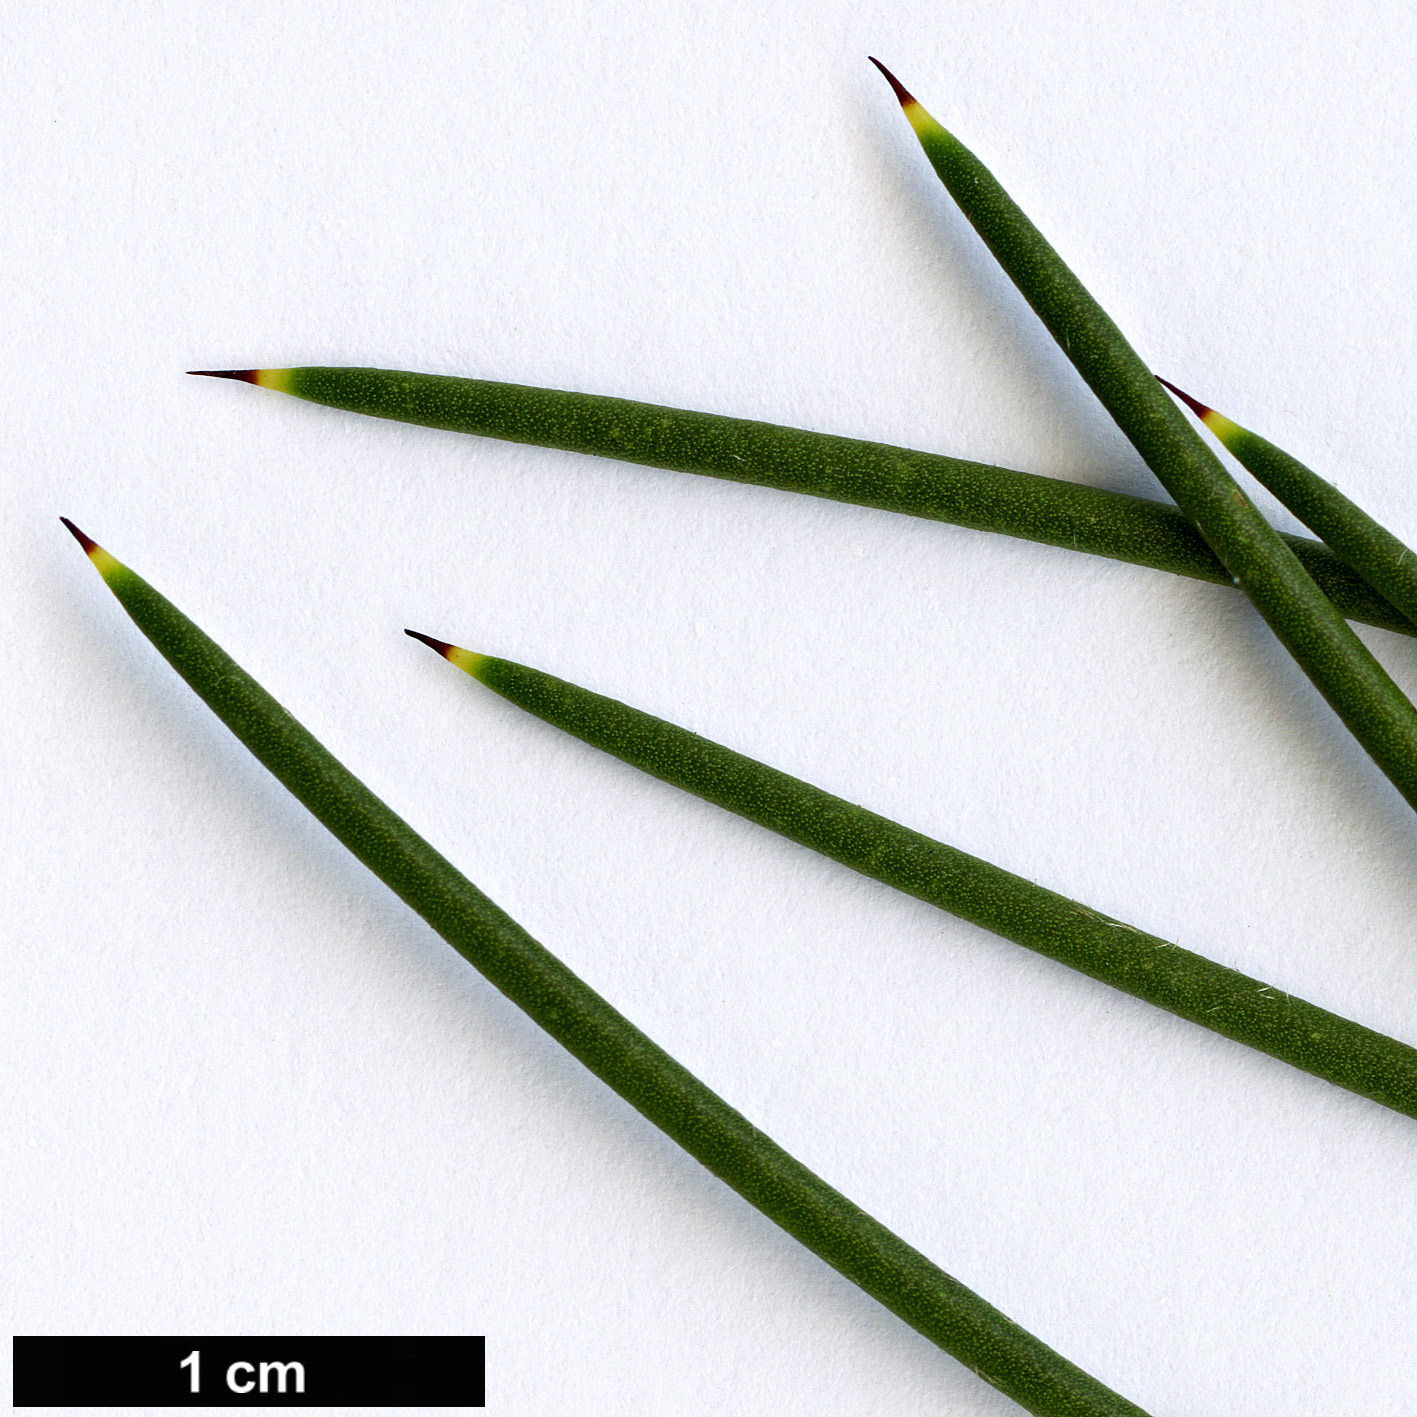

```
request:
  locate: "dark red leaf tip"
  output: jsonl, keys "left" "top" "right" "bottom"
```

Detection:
{"left": 60, "top": 516, "right": 98, "bottom": 554}
{"left": 405, "top": 628, "right": 455, "bottom": 660}
{"left": 187, "top": 369, "right": 260, "bottom": 383}
{"left": 868, "top": 57, "right": 917, "bottom": 109}
{"left": 1156, "top": 376, "right": 1214, "bottom": 422}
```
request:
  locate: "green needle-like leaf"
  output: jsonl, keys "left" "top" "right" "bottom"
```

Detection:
{"left": 188, "top": 367, "right": 1416, "bottom": 638}
{"left": 870, "top": 59, "right": 1417, "bottom": 819}
{"left": 409, "top": 630, "right": 1417, "bottom": 1124}
{"left": 62, "top": 518, "right": 1153, "bottom": 1417}
{"left": 1159, "top": 377, "right": 1417, "bottom": 630}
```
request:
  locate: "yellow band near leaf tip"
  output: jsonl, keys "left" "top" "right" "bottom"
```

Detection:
{"left": 902, "top": 97, "right": 946, "bottom": 141}
{"left": 446, "top": 644, "right": 491, "bottom": 678}
{"left": 1200, "top": 408, "right": 1243, "bottom": 446}
{"left": 88, "top": 544, "right": 125, "bottom": 581}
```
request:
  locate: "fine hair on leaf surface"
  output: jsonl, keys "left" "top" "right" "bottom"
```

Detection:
{"left": 869, "top": 57, "right": 1417, "bottom": 824}
{"left": 62, "top": 519, "right": 1155, "bottom": 1417}
{"left": 407, "top": 629, "right": 1417, "bottom": 1124}
{"left": 188, "top": 366, "right": 1417, "bottom": 637}
{"left": 1158, "top": 376, "right": 1417, "bottom": 630}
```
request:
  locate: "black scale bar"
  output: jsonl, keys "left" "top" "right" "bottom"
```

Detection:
{"left": 12, "top": 1336, "right": 484, "bottom": 1407}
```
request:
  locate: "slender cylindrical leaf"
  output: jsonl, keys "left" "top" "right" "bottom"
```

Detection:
{"left": 62, "top": 519, "right": 1153, "bottom": 1417}
{"left": 870, "top": 60, "right": 1417, "bottom": 817}
{"left": 187, "top": 368, "right": 1416, "bottom": 638}
{"left": 1159, "top": 377, "right": 1417, "bottom": 629}
{"left": 409, "top": 630, "right": 1417, "bottom": 1124}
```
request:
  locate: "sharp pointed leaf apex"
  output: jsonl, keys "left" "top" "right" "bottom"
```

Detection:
{"left": 1156, "top": 376, "right": 1214, "bottom": 422}
{"left": 188, "top": 369, "right": 261, "bottom": 383}
{"left": 61, "top": 517, "right": 123, "bottom": 578}
{"left": 406, "top": 628, "right": 455, "bottom": 659}
{"left": 60, "top": 516, "right": 98, "bottom": 555}
{"left": 406, "top": 630, "right": 489, "bottom": 678}
{"left": 868, "top": 56, "right": 917, "bottom": 109}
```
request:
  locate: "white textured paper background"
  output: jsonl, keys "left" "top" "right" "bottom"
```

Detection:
{"left": 5, "top": 3, "right": 1417, "bottom": 1413}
